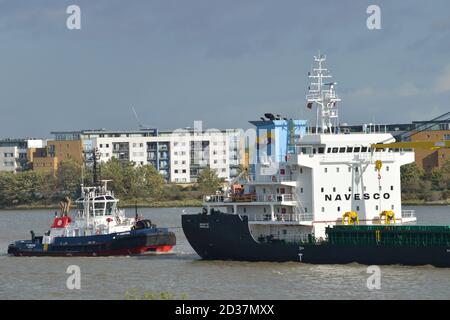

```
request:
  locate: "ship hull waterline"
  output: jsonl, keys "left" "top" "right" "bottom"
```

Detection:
{"left": 182, "top": 213, "right": 450, "bottom": 267}
{"left": 8, "top": 228, "right": 176, "bottom": 257}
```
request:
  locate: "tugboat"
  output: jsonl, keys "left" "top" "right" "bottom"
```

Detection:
{"left": 182, "top": 53, "right": 450, "bottom": 267}
{"left": 8, "top": 180, "right": 176, "bottom": 257}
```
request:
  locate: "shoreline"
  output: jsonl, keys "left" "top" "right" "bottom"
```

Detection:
{"left": 0, "top": 199, "right": 203, "bottom": 211}
{"left": 0, "top": 199, "right": 448, "bottom": 210}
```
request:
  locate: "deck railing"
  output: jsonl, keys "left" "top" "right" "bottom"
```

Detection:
{"left": 247, "top": 212, "right": 312, "bottom": 222}
{"left": 203, "top": 193, "right": 295, "bottom": 203}
{"left": 401, "top": 209, "right": 416, "bottom": 218}
{"left": 241, "top": 174, "right": 294, "bottom": 183}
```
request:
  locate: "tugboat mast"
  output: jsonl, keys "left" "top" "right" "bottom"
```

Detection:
{"left": 306, "top": 52, "right": 340, "bottom": 134}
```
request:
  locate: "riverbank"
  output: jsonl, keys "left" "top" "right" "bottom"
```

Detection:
{"left": 1, "top": 198, "right": 448, "bottom": 210}
{"left": 0, "top": 199, "right": 203, "bottom": 211}
{"left": 402, "top": 199, "right": 450, "bottom": 206}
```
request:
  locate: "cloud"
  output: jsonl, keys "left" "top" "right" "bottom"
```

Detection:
{"left": 432, "top": 64, "right": 450, "bottom": 93}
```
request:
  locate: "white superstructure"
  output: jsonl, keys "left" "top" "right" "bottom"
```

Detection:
{"left": 203, "top": 54, "right": 416, "bottom": 241}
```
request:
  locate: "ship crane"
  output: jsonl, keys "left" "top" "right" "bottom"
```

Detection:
{"left": 371, "top": 111, "right": 450, "bottom": 150}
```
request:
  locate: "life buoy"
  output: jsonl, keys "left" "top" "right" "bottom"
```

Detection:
{"left": 51, "top": 216, "right": 71, "bottom": 228}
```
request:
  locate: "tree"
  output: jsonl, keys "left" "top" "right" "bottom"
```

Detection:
{"left": 100, "top": 159, "right": 164, "bottom": 199}
{"left": 196, "top": 167, "right": 224, "bottom": 195}
{"left": 441, "top": 159, "right": 450, "bottom": 190}
{"left": 56, "top": 158, "right": 82, "bottom": 198}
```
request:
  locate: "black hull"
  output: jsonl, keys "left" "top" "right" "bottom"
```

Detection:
{"left": 182, "top": 213, "right": 450, "bottom": 267}
{"left": 8, "top": 229, "right": 176, "bottom": 257}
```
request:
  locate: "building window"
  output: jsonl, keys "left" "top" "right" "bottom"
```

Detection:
{"left": 356, "top": 206, "right": 360, "bottom": 211}
{"left": 376, "top": 205, "right": 379, "bottom": 211}
{"left": 174, "top": 170, "right": 179, "bottom": 173}
{"left": 182, "top": 169, "right": 186, "bottom": 173}
{"left": 300, "top": 187, "right": 303, "bottom": 193}
{"left": 280, "top": 169, "right": 285, "bottom": 175}
{"left": 100, "top": 144, "right": 103, "bottom": 148}
{"left": 391, "top": 205, "right": 395, "bottom": 210}
{"left": 336, "top": 167, "right": 340, "bottom": 173}
{"left": 300, "top": 168, "right": 303, "bottom": 174}
{"left": 243, "top": 208, "right": 246, "bottom": 213}
{"left": 321, "top": 207, "right": 324, "bottom": 212}
{"left": 348, "top": 167, "right": 351, "bottom": 172}
{"left": 386, "top": 166, "right": 390, "bottom": 171}
{"left": 324, "top": 167, "right": 328, "bottom": 173}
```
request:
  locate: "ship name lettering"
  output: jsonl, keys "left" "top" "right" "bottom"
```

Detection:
{"left": 325, "top": 193, "right": 391, "bottom": 201}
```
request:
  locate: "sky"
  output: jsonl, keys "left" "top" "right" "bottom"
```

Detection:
{"left": 0, "top": 0, "right": 449, "bottom": 138}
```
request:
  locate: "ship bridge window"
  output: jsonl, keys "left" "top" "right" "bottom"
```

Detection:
{"left": 332, "top": 147, "right": 338, "bottom": 153}
{"left": 361, "top": 146, "right": 368, "bottom": 152}
{"left": 106, "top": 202, "right": 114, "bottom": 215}
{"left": 354, "top": 147, "right": 360, "bottom": 152}
{"left": 339, "top": 147, "right": 346, "bottom": 153}
{"left": 300, "top": 147, "right": 313, "bottom": 154}
{"left": 94, "top": 202, "right": 106, "bottom": 216}
{"left": 318, "top": 147, "right": 325, "bottom": 154}
{"left": 327, "top": 148, "right": 331, "bottom": 153}
{"left": 346, "top": 147, "right": 353, "bottom": 153}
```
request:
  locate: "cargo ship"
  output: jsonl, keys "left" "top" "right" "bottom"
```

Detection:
{"left": 8, "top": 180, "right": 176, "bottom": 257}
{"left": 182, "top": 53, "right": 450, "bottom": 267}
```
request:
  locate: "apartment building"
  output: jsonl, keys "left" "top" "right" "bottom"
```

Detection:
{"left": 49, "top": 127, "right": 243, "bottom": 183}
{"left": 0, "top": 139, "right": 46, "bottom": 172}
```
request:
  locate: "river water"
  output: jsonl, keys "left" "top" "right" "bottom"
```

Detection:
{"left": 0, "top": 206, "right": 449, "bottom": 300}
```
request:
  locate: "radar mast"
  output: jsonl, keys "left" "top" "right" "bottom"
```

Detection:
{"left": 306, "top": 52, "right": 340, "bottom": 134}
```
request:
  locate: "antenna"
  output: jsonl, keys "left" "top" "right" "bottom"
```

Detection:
{"left": 306, "top": 52, "right": 341, "bottom": 134}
